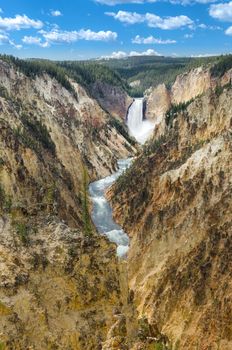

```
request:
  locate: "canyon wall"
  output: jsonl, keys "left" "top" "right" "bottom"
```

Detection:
{"left": 0, "top": 59, "right": 136, "bottom": 349}
{"left": 109, "top": 78, "right": 232, "bottom": 349}
{"left": 145, "top": 65, "right": 232, "bottom": 132}
{"left": 91, "top": 81, "right": 133, "bottom": 120}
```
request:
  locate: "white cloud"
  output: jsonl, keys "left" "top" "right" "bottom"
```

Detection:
{"left": 132, "top": 34, "right": 176, "bottom": 44}
{"left": 102, "top": 48, "right": 161, "bottom": 59}
{"left": 171, "top": 0, "right": 217, "bottom": 4}
{"left": 95, "top": 0, "right": 156, "bottom": 4}
{"left": 40, "top": 29, "right": 117, "bottom": 43}
{"left": 199, "top": 23, "right": 222, "bottom": 30}
{"left": 209, "top": 2, "right": 232, "bottom": 22}
{"left": 0, "top": 14, "right": 43, "bottom": 31}
{"left": 106, "top": 11, "right": 144, "bottom": 24}
{"left": 22, "top": 35, "right": 49, "bottom": 47}
{"left": 225, "top": 26, "right": 232, "bottom": 35}
{"left": 0, "top": 32, "right": 22, "bottom": 49}
{"left": 96, "top": 0, "right": 217, "bottom": 5}
{"left": 51, "top": 10, "right": 62, "bottom": 17}
{"left": 106, "top": 11, "right": 193, "bottom": 29}
{"left": 0, "top": 33, "right": 9, "bottom": 44}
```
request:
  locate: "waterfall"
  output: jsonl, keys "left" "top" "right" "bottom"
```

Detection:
{"left": 127, "top": 98, "right": 155, "bottom": 144}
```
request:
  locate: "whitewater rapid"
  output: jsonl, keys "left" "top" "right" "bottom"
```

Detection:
{"left": 89, "top": 158, "right": 133, "bottom": 258}
{"left": 89, "top": 98, "right": 155, "bottom": 258}
{"left": 127, "top": 98, "right": 155, "bottom": 144}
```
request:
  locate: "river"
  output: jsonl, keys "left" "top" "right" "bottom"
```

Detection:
{"left": 89, "top": 98, "right": 155, "bottom": 257}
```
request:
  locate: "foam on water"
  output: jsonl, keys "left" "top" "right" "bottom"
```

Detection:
{"left": 89, "top": 158, "right": 133, "bottom": 258}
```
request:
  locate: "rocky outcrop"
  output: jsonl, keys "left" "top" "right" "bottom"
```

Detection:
{"left": 91, "top": 81, "right": 133, "bottom": 120}
{"left": 109, "top": 82, "right": 232, "bottom": 349}
{"left": 171, "top": 66, "right": 212, "bottom": 104}
{"left": 0, "top": 215, "right": 124, "bottom": 349}
{"left": 145, "top": 65, "right": 231, "bottom": 131}
{"left": 145, "top": 83, "right": 170, "bottom": 124}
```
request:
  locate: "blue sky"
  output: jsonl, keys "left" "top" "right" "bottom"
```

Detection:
{"left": 0, "top": 0, "right": 231, "bottom": 59}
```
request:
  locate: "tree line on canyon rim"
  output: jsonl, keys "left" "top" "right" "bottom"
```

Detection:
{"left": 1, "top": 53, "right": 232, "bottom": 98}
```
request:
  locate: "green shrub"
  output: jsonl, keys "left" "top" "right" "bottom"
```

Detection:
{"left": 0, "top": 341, "right": 6, "bottom": 350}
{"left": 14, "top": 222, "right": 29, "bottom": 245}
{"left": 0, "top": 85, "right": 9, "bottom": 99}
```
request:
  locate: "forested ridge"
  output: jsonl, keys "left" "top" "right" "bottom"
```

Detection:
{"left": 1, "top": 54, "right": 231, "bottom": 97}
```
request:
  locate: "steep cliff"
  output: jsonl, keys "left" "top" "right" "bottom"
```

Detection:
{"left": 145, "top": 64, "right": 232, "bottom": 128}
{"left": 91, "top": 81, "right": 133, "bottom": 120}
{"left": 109, "top": 80, "right": 232, "bottom": 349}
{"left": 0, "top": 58, "right": 137, "bottom": 349}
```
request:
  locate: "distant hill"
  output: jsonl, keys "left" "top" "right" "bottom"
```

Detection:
{"left": 95, "top": 55, "right": 221, "bottom": 96}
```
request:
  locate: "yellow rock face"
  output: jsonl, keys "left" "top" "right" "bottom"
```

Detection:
{"left": 0, "top": 59, "right": 136, "bottom": 349}
{"left": 109, "top": 85, "right": 232, "bottom": 349}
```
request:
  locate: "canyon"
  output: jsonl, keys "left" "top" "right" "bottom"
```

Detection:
{"left": 0, "top": 55, "right": 231, "bottom": 350}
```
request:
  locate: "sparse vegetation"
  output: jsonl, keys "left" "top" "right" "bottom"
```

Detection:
{"left": 0, "top": 85, "right": 9, "bottom": 99}
{"left": 13, "top": 114, "right": 56, "bottom": 155}
{"left": 0, "top": 55, "right": 75, "bottom": 95}
{"left": 165, "top": 99, "right": 194, "bottom": 126}
{"left": 0, "top": 342, "right": 6, "bottom": 350}
{"left": 143, "top": 134, "right": 168, "bottom": 157}
{"left": 81, "top": 167, "right": 92, "bottom": 236}
{"left": 210, "top": 54, "right": 232, "bottom": 78}
{"left": 20, "top": 114, "right": 56, "bottom": 154}
{"left": 0, "top": 183, "right": 12, "bottom": 212}
{"left": 14, "top": 221, "right": 30, "bottom": 245}
{"left": 109, "top": 117, "right": 137, "bottom": 146}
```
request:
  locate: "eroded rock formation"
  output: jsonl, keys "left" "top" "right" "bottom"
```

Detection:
{"left": 0, "top": 59, "right": 136, "bottom": 349}
{"left": 109, "top": 79, "right": 232, "bottom": 349}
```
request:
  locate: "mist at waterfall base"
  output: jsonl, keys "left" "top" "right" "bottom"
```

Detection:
{"left": 89, "top": 159, "right": 133, "bottom": 258}
{"left": 127, "top": 98, "right": 155, "bottom": 144}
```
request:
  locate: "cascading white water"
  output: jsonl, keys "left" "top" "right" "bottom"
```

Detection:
{"left": 127, "top": 98, "right": 155, "bottom": 144}
{"left": 89, "top": 98, "right": 155, "bottom": 259}
{"left": 89, "top": 158, "right": 133, "bottom": 258}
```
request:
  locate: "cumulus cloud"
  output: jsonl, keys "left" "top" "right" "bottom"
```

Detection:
{"left": 106, "top": 11, "right": 193, "bottom": 29}
{"left": 0, "top": 14, "right": 43, "bottom": 31}
{"left": 96, "top": 0, "right": 217, "bottom": 5}
{"left": 209, "top": 2, "right": 232, "bottom": 22}
{"left": 51, "top": 10, "right": 62, "bottom": 17}
{"left": 102, "top": 48, "right": 161, "bottom": 59}
{"left": 22, "top": 35, "right": 49, "bottom": 47}
{"left": 132, "top": 34, "right": 176, "bottom": 44}
{"left": 40, "top": 29, "right": 118, "bottom": 44}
